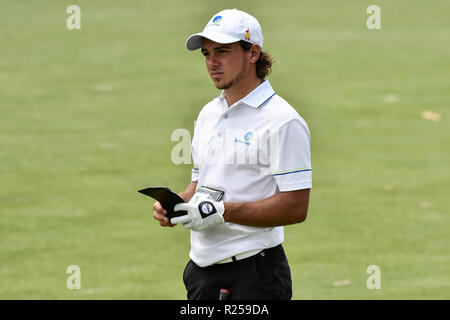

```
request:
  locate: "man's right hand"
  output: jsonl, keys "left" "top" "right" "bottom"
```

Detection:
{"left": 153, "top": 181, "right": 198, "bottom": 227}
{"left": 153, "top": 201, "right": 176, "bottom": 227}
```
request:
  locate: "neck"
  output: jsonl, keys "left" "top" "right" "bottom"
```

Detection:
{"left": 224, "top": 73, "right": 263, "bottom": 107}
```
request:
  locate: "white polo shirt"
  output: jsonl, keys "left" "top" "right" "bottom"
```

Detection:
{"left": 190, "top": 80, "right": 311, "bottom": 267}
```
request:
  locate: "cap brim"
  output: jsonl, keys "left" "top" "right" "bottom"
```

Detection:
{"left": 185, "top": 29, "right": 241, "bottom": 51}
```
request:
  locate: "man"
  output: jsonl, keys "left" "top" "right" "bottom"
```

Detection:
{"left": 153, "top": 9, "right": 311, "bottom": 300}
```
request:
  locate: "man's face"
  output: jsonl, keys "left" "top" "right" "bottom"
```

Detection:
{"left": 201, "top": 39, "right": 247, "bottom": 90}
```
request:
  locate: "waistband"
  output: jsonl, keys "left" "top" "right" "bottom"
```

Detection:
{"left": 214, "top": 248, "right": 263, "bottom": 264}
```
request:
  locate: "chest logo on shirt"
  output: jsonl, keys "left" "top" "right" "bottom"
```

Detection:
{"left": 234, "top": 131, "right": 253, "bottom": 145}
{"left": 196, "top": 128, "right": 279, "bottom": 174}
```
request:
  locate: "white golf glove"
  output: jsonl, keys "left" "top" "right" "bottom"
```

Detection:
{"left": 171, "top": 193, "right": 225, "bottom": 231}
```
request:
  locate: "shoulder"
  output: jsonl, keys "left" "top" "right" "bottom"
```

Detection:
{"left": 199, "top": 96, "right": 220, "bottom": 114}
{"left": 262, "top": 94, "right": 309, "bottom": 132}
{"left": 195, "top": 97, "right": 221, "bottom": 126}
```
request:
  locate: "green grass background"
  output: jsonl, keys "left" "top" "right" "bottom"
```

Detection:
{"left": 1, "top": 0, "right": 448, "bottom": 299}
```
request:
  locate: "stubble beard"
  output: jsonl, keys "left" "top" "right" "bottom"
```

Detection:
{"left": 215, "top": 60, "right": 247, "bottom": 90}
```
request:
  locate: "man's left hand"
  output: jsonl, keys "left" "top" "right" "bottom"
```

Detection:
{"left": 172, "top": 197, "right": 225, "bottom": 231}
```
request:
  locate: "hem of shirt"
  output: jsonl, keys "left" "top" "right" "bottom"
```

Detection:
{"left": 191, "top": 242, "right": 284, "bottom": 267}
{"left": 278, "top": 181, "right": 312, "bottom": 192}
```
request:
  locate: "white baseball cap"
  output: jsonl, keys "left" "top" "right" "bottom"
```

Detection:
{"left": 186, "top": 9, "right": 264, "bottom": 51}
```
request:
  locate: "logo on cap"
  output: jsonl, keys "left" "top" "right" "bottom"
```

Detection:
{"left": 212, "top": 16, "right": 222, "bottom": 25}
{"left": 245, "top": 28, "right": 251, "bottom": 41}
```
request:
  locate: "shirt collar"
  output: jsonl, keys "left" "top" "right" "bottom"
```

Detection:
{"left": 218, "top": 80, "right": 276, "bottom": 109}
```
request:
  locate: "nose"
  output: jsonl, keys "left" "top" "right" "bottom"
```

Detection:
{"left": 206, "top": 53, "right": 220, "bottom": 68}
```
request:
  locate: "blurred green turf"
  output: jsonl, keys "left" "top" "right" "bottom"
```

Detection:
{"left": 0, "top": 0, "right": 449, "bottom": 299}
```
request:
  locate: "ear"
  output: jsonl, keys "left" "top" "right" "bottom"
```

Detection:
{"left": 247, "top": 44, "right": 261, "bottom": 64}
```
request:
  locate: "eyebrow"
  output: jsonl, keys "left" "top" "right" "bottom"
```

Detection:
{"left": 201, "top": 45, "right": 232, "bottom": 54}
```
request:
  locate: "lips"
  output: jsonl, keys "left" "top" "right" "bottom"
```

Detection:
{"left": 211, "top": 71, "right": 223, "bottom": 79}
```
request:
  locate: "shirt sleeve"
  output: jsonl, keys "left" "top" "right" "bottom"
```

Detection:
{"left": 191, "top": 121, "right": 200, "bottom": 182}
{"left": 270, "top": 119, "right": 312, "bottom": 191}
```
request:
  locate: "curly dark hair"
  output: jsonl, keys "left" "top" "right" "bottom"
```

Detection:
{"left": 239, "top": 40, "right": 274, "bottom": 80}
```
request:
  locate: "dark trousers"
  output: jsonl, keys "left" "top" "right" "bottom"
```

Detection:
{"left": 183, "top": 245, "right": 292, "bottom": 300}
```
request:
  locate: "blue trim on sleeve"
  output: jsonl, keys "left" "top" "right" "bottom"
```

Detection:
{"left": 272, "top": 168, "right": 312, "bottom": 176}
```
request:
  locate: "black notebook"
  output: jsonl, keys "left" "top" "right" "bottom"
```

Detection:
{"left": 138, "top": 187, "right": 187, "bottom": 219}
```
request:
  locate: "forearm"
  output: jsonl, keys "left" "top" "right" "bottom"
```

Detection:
{"left": 179, "top": 181, "right": 198, "bottom": 202}
{"left": 223, "top": 189, "right": 310, "bottom": 228}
